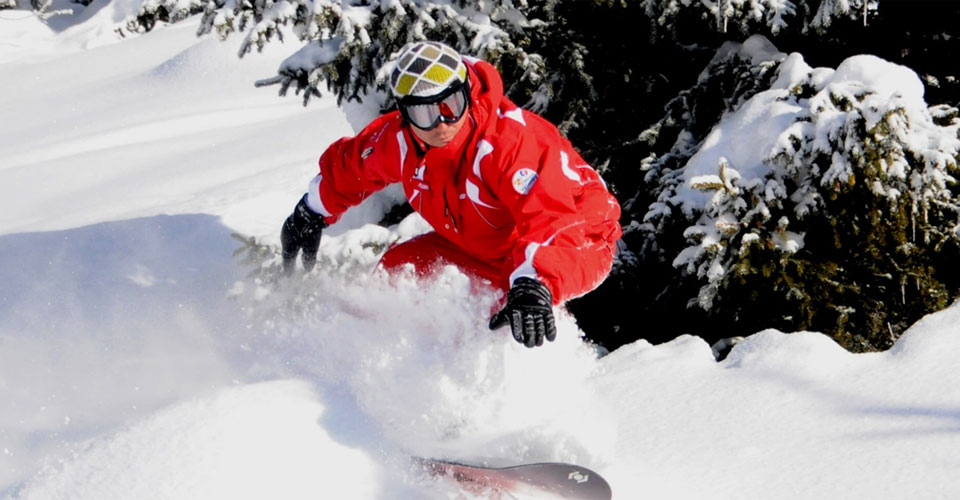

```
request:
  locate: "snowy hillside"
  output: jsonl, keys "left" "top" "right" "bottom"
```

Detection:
{"left": 2, "top": 7, "right": 960, "bottom": 500}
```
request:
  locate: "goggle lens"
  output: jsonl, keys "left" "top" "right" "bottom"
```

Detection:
{"left": 401, "top": 86, "right": 468, "bottom": 131}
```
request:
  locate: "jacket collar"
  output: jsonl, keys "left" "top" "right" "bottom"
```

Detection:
{"left": 464, "top": 58, "right": 505, "bottom": 134}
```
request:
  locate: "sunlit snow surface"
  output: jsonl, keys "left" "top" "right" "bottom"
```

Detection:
{"left": 2, "top": 7, "right": 959, "bottom": 500}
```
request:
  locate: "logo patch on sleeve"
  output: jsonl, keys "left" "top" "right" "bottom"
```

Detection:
{"left": 511, "top": 168, "right": 538, "bottom": 195}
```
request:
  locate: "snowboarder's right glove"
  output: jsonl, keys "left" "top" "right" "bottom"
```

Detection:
{"left": 280, "top": 194, "right": 326, "bottom": 274}
{"left": 489, "top": 277, "right": 557, "bottom": 348}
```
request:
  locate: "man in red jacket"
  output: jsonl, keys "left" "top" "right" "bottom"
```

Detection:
{"left": 281, "top": 41, "right": 621, "bottom": 348}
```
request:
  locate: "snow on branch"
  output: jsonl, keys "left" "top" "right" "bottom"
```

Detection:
{"left": 641, "top": 0, "right": 878, "bottom": 35}
{"left": 124, "top": 0, "right": 206, "bottom": 33}
{"left": 196, "top": 0, "right": 546, "bottom": 106}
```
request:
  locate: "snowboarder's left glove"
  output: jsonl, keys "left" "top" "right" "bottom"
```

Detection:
{"left": 489, "top": 277, "right": 557, "bottom": 348}
{"left": 280, "top": 194, "right": 326, "bottom": 274}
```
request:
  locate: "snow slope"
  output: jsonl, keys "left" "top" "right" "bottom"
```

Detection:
{"left": 2, "top": 8, "right": 959, "bottom": 500}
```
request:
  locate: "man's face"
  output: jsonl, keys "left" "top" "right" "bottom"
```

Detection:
{"left": 410, "top": 112, "right": 467, "bottom": 148}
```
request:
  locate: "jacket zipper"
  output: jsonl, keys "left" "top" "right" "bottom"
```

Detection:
{"left": 444, "top": 197, "right": 459, "bottom": 233}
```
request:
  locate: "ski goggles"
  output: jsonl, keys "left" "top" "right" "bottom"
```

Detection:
{"left": 398, "top": 80, "right": 470, "bottom": 131}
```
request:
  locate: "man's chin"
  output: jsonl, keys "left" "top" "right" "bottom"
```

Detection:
{"left": 432, "top": 136, "right": 455, "bottom": 147}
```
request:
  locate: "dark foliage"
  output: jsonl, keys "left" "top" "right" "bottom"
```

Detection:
{"left": 568, "top": 0, "right": 960, "bottom": 353}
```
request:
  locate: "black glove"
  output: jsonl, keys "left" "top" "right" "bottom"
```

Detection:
{"left": 489, "top": 277, "right": 557, "bottom": 348}
{"left": 280, "top": 194, "right": 326, "bottom": 274}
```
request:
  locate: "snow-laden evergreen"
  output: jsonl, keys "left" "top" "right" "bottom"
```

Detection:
{"left": 189, "top": 0, "right": 545, "bottom": 105}
{"left": 641, "top": 0, "right": 877, "bottom": 34}
{"left": 90, "top": 0, "right": 885, "bottom": 111}
{"left": 637, "top": 35, "right": 960, "bottom": 350}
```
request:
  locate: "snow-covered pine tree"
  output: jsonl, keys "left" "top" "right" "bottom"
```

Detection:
{"left": 188, "top": 0, "right": 548, "bottom": 107}
{"left": 595, "top": 35, "right": 786, "bottom": 347}
{"left": 635, "top": 36, "right": 960, "bottom": 352}
{"left": 9, "top": 0, "right": 73, "bottom": 18}
{"left": 640, "top": 0, "right": 878, "bottom": 35}
{"left": 125, "top": 0, "right": 205, "bottom": 32}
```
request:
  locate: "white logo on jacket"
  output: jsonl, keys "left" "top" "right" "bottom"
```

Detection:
{"left": 512, "top": 168, "right": 538, "bottom": 195}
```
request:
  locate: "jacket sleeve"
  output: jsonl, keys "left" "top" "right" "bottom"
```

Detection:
{"left": 484, "top": 117, "right": 622, "bottom": 304}
{"left": 305, "top": 114, "right": 406, "bottom": 224}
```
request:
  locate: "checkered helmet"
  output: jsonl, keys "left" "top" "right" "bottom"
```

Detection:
{"left": 390, "top": 41, "right": 468, "bottom": 101}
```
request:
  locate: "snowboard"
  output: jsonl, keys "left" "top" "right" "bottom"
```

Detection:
{"left": 414, "top": 457, "right": 613, "bottom": 499}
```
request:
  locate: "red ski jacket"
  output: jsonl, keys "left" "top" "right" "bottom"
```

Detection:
{"left": 306, "top": 58, "right": 622, "bottom": 304}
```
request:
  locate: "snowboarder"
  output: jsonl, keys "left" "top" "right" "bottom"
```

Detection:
{"left": 280, "top": 41, "right": 622, "bottom": 348}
